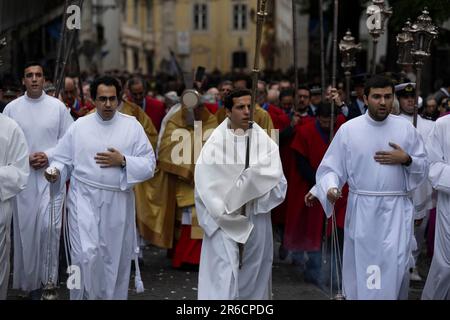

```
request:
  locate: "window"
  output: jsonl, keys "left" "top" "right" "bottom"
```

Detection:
{"left": 146, "top": 0, "right": 153, "bottom": 30}
{"left": 134, "top": 0, "right": 139, "bottom": 26}
{"left": 233, "top": 4, "right": 247, "bottom": 30}
{"left": 193, "top": 3, "right": 208, "bottom": 31}
{"left": 232, "top": 51, "right": 247, "bottom": 69}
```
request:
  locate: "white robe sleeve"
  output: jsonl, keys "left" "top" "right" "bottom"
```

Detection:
{"left": 224, "top": 166, "right": 284, "bottom": 214}
{"left": 49, "top": 125, "right": 75, "bottom": 192}
{"left": 314, "top": 128, "right": 348, "bottom": 218}
{"left": 426, "top": 121, "right": 450, "bottom": 195}
{"left": 403, "top": 127, "right": 428, "bottom": 192}
{"left": 119, "top": 123, "right": 156, "bottom": 191}
{"left": 0, "top": 125, "right": 30, "bottom": 201}
{"left": 254, "top": 175, "right": 287, "bottom": 215}
{"left": 196, "top": 185, "right": 254, "bottom": 245}
{"left": 45, "top": 104, "right": 73, "bottom": 161}
{"left": 195, "top": 189, "right": 220, "bottom": 237}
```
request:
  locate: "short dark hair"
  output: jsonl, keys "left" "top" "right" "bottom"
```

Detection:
{"left": 90, "top": 76, "right": 122, "bottom": 101}
{"left": 23, "top": 61, "right": 44, "bottom": 74}
{"left": 297, "top": 85, "right": 311, "bottom": 94}
{"left": 364, "top": 75, "right": 394, "bottom": 97}
{"left": 127, "top": 76, "right": 148, "bottom": 91}
{"left": 279, "top": 88, "right": 294, "bottom": 100}
{"left": 316, "top": 102, "right": 338, "bottom": 118}
{"left": 224, "top": 88, "right": 252, "bottom": 110}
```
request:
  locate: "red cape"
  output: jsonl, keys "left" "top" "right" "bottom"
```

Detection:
{"left": 271, "top": 115, "right": 315, "bottom": 226}
{"left": 283, "top": 115, "right": 348, "bottom": 251}
{"left": 143, "top": 96, "right": 166, "bottom": 132}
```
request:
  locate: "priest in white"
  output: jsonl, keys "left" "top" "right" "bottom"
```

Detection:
{"left": 45, "top": 76, "right": 155, "bottom": 299}
{"left": 422, "top": 115, "right": 450, "bottom": 300}
{"left": 3, "top": 62, "right": 73, "bottom": 297}
{"left": 0, "top": 114, "right": 30, "bottom": 300}
{"left": 396, "top": 82, "right": 435, "bottom": 281}
{"left": 306, "top": 76, "right": 428, "bottom": 300}
{"left": 195, "top": 89, "right": 287, "bottom": 300}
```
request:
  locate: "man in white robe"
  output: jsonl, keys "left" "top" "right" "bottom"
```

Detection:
{"left": 195, "top": 88, "right": 287, "bottom": 300}
{"left": 421, "top": 114, "right": 450, "bottom": 300}
{"left": 45, "top": 76, "right": 155, "bottom": 299}
{"left": 3, "top": 62, "right": 73, "bottom": 298}
{"left": 306, "top": 76, "right": 428, "bottom": 300}
{"left": 0, "top": 114, "right": 29, "bottom": 299}
{"left": 396, "top": 83, "right": 435, "bottom": 281}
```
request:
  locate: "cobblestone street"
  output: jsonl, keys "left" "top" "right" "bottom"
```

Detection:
{"left": 6, "top": 240, "right": 430, "bottom": 300}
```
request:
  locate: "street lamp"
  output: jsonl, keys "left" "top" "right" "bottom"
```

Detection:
{"left": 396, "top": 20, "right": 414, "bottom": 67}
{"left": 339, "top": 30, "right": 362, "bottom": 105}
{"left": 409, "top": 8, "right": 438, "bottom": 127}
{"left": 366, "top": 0, "right": 392, "bottom": 74}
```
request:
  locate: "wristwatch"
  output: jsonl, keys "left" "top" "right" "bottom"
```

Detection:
{"left": 402, "top": 155, "right": 412, "bottom": 167}
{"left": 121, "top": 156, "right": 126, "bottom": 168}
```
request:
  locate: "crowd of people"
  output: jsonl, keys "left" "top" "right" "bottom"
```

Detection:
{"left": 1, "top": 61, "right": 450, "bottom": 300}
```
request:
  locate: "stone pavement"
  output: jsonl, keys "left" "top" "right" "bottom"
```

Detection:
{"left": 6, "top": 240, "right": 430, "bottom": 300}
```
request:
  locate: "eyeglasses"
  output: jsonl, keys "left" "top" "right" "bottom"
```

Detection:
{"left": 96, "top": 96, "right": 118, "bottom": 104}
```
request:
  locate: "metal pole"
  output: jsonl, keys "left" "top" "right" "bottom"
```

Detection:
{"left": 319, "top": 0, "right": 326, "bottom": 103}
{"left": 74, "top": 30, "right": 85, "bottom": 108}
{"left": 372, "top": 38, "right": 378, "bottom": 75}
{"left": 345, "top": 71, "right": 351, "bottom": 105}
{"left": 330, "top": 0, "right": 338, "bottom": 141}
{"left": 55, "top": 30, "right": 77, "bottom": 98}
{"left": 54, "top": 0, "right": 71, "bottom": 84}
{"left": 414, "top": 66, "right": 422, "bottom": 128}
{"left": 238, "top": 0, "right": 268, "bottom": 269}
{"left": 292, "top": 0, "right": 299, "bottom": 109}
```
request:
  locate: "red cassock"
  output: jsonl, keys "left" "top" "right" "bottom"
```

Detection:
{"left": 144, "top": 96, "right": 166, "bottom": 132}
{"left": 203, "top": 102, "right": 219, "bottom": 115}
{"left": 266, "top": 104, "right": 290, "bottom": 130}
{"left": 283, "top": 115, "right": 348, "bottom": 251}
{"left": 271, "top": 115, "right": 315, "bottom": 226}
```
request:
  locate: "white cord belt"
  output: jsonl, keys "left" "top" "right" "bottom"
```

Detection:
{"left": 349, "top": 188, "right": 408, "bottom": 196}
{"left": 73, "top": 174, "right": 129, "bottom": 192}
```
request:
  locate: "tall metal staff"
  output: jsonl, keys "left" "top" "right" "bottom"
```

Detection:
{"left": 409, "top": 8, "right": 438, "bottom": 128}
{"left": 328, "top": 0, "right": 346, "bottom": 301}
{"left": 339, "top": 30, "right": 361, "bottom": 105}
{"left": 366, "top": 0, "right": 392, "bottom": 75}
{"left": 319, "top": 0, "right": 326, "bottom": 103}
{"left": 321, "top": 0, "right": 339, "bottom": 274}
{"left": 396, "top": 9, "right": 438, "bottom": 128}
{"left": 54, "top": 0, "right": 84, "bottom": 98}
{"left": 292, "top": 0, "right": 299, "bottom": 110}
{"left": 238, "top": 0, "right": 268, "bottom": 269}
{"left": 54, "top": 0, "right": 71, "bottom": 84}
{"left": 329, "top": 0, "right": 338, "bottom": 142}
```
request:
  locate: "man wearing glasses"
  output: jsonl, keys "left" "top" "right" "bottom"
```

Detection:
{"left": 44, "top": 76, "right": 156, "bottom": 299}
{"left": 3, "top": 61, "right": 73, "bottom": 299}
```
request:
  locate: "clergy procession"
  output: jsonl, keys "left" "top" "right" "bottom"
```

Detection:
{"left": 1, "top": 0, "right": 450, "bottom": 301}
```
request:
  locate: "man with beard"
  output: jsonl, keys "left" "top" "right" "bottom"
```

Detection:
{"left": 307, "top": 75, "right": 428, "bottom": 299}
